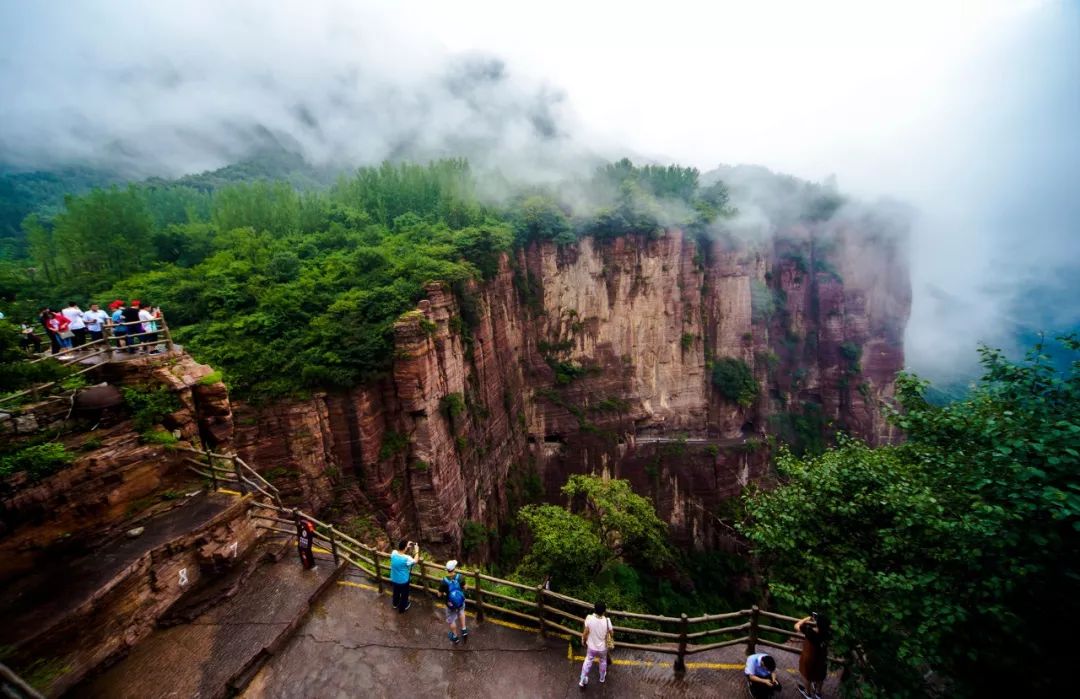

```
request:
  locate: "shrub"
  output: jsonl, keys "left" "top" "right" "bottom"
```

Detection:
{"left": 461, "top": 520, "right": 488, "bottom": 553}
{"left": 839, "top": 341, "right": 862, "bottom": 363}
{"left": 378, "top": 430, "right": 409, "bottom": 460}
{"left": 680, "top": 333, "right": 695, "bottom": 351}
{"left": 122, "top": 384, "right": 182, "bottom": 431}
{"left": 0, "top": 443, "right": 75, "bottom": 480}
{"left": 197, "top": 370, "right": 223, "bottom": 385}
{"left": 440, "top": 392, "right": 466, "bottom": 419}
{"left": 140, "top": 429, "right": 179, "bottom": 447}
{"left": 750, "top": 279, "right": 777, "bottom": 322}
{"left": 711, "top": 357, "right": 758, "bottom": 407}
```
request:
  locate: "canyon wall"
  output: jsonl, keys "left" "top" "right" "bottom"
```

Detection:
{"left": 236, "top": 224, "right": 909, "bottom": 556}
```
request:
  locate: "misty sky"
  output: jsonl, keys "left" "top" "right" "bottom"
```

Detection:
{"left": 1, "top": 0, "right": 1077, "bottom": 380}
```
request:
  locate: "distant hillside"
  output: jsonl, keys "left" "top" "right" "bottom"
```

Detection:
{"left": 0, "top": 147, "right": 338, "bottom": 259}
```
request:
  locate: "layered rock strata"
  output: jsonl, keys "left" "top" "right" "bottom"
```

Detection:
{"left": 235, "top": 226, "right": 909, "bottom": 554}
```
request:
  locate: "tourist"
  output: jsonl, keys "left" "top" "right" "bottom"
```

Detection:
{"left": 578, "top": 600, "right": 614, "bottom": 688}
{"left": 20, "top": 323, "right": 43, "bottom": 354}
{"left": 121, "top": 300, "right": 142, "bottom": 352}
{"left": 389, "top": 540, "right": 420, "bottom": 613}
{"left": 440, "top": 560, "right": 468, "bottom": 644}
{"left": 745, "top": 653, "right": 782, "bottom": 698}
{"left": 39, "top": 307, "right": 60, "bottom": 354}
{"left": 139, "top": 303, "right": 158, "bottom": 353}
{"left": 110, "top": 300, "right": 129, "bottom": 351}
{"left": 794, "top": 613, "right": 831, "bottom": 699}
{"left": 53, "top": 309, "right": 73, "bottom": 350}
{"left": 297, "top": 517, "right": 316, "bottom": 570}
{"left": 62, "top": 302, "right": 87, "bottom": 348}
{"left": 82, "top": 303, "right": 109, "bottom": 344}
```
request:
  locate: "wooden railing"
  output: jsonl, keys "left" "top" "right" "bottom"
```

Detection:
{"left": 1, "top": 315, "right": 177, "bottom": 406}
{"left": 0, "top": 662, "right": 44, "bottom": 699}
{"left": 176, "top": 446, "right": 283, "bottom": 508}
{"left": 246, "top": 499, "right": 838, "bottom": 672}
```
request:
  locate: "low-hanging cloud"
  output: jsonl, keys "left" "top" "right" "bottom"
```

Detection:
{"left": 0, "top": 1, "right": 604, "bottom": 180}
{"left": 1, "top": 0, "right": 1077, "bottom": 383}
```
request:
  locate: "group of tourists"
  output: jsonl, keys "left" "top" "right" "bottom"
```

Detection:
{"left": 745, "top": 612, "right": 832, "bottom": 699}
{"left": 16, "top": 299, "right": 166, "bottom": 356}
{"left": 296, "top": 527, "right": 829, "bottom": 695}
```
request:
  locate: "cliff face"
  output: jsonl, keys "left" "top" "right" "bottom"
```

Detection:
{"left": 236, "top": 225, "right": 909, "bottom": 556}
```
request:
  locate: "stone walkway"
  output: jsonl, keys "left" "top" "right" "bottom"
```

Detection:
{"left": 242, "top": 570, "right": 841, "bottom": 699}
{"left": 74, "top": 555, "right": 335, "bottom": 699}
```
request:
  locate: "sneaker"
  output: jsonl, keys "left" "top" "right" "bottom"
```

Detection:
{"left": 461, "top": 628, "right": 469, "bottom": 639}
{"left": 448, "top": 632, "right": 460, "bottom": 644}
{"left": 599, "top": 675, "right": 605, "bottom": 684}
{"left": 402, "top": 602, "right": 411, "bottom": 612}
{"left": 579, "top": 677, "right": 587, "bottom": 688}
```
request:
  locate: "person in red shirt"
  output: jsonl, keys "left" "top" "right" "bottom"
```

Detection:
{"left": 39, "top": 307, "right": 61, "bottom": 354}
{"left": 52, "top": 310, "right": 72, "bottom": 350}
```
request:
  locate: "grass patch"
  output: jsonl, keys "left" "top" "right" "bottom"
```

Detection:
{"left": 197, "top": 370, "right": 223, "bottom": 385}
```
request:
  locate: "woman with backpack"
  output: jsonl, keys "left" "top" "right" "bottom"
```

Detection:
{"left": 440, "top": 560, "right": 468, "bottom": 644}
{"left": 579, "top": 600, "right": 614, "bottom": 689}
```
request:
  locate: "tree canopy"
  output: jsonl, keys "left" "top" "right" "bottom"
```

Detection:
{"left": 1, "top": 158, "right": 734, "bottom": 398}
{"left": 741, "top": 335, "right": 1080, "bottom": 697}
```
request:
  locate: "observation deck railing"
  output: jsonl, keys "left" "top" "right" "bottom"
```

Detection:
{"left": 1, "top": 315, "right": 177, "bottom": 406}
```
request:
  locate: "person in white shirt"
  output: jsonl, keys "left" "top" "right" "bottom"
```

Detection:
{"left": 579, "top": 600, "right": 614, "bottom": 688}
{"left": 138, "top": 305, "right": 156, "bottom": 353}
{"left": 82, "top": 303, "right": 109, "bottom": 343}
{"left": 62, "top": 302, "right": 87, "bottom": 348}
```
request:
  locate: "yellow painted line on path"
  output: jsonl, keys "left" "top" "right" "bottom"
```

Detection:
{"left": 566, "top": 648, "right": 745, "bottom": 671}
{"left": 338, "top": 580, "right": 378, "bottom": 592}
{"left": 335, "top": 579, "right": 569, "bottom": 638}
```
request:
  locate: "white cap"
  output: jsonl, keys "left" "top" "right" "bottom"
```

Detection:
{"left": 446, "top": 560, "right": 458, "bottom": 572}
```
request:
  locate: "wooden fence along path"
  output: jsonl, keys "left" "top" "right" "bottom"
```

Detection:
{"left": 1, "top": 316, "right": 178, "bottom": 405}
{"left": 212, "top": 463, "right": 835, "bottom": 674}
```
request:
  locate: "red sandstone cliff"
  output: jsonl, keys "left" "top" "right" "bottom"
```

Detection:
{"left": 233, "top": 226, "right": 909, "bottom": 556}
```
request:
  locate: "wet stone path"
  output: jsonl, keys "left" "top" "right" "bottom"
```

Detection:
{"left": 242, "top": 569, "right": 841, "bottom": 699}
{"left": 74, "top": 555, "right": 334, "bottom": 699}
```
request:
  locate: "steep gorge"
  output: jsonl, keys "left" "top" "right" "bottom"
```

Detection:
{"left": 233, "top": 221, "right": 909, "bottom": 557}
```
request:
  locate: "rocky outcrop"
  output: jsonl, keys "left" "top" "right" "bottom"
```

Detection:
{"left": 0, "top": 354, "right": 234, "bottom": 586}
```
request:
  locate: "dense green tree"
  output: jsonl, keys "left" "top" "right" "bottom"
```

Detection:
{"left": 518, "top": 475, "right": 672, "bottom": 589}
{"left": 741, "top": 336, "right": 1080, "bottom": 697}
{"left": 0, "top": 320, "right": 68, "bottom": 395}
{"left": 47, "top": 187, "right": 153, "bottom": 286}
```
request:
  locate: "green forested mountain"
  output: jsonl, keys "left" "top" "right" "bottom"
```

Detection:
{"left": 0, "top": 157, "right": 746, "bottom": 397}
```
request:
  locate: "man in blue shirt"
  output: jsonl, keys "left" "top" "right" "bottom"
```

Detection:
{"left": 745, "top": 652, "right": 781, "bottom": 698}
{"left": 389, "top": 539, "right": 420, "bottom": 613}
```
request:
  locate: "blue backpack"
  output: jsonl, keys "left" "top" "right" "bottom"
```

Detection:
{"left": 444, "top": 573, "right": 465, "bottom": 608}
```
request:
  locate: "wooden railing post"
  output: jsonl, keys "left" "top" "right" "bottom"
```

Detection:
{"left": 328, "top": 526, "right": 340, "bottom": 565}
{"left": 421, "top": 560, "right": 435, "bottom": 602}
{"left": 536, "top": 585, "right": 546, "bottom": 636}
{"left": 233, "top": 456, "right": 247, "bottom": 494}
{"left": 473, "top": 568, "right": 485, "bottom": 621}
{"left": 161, "top": 313, "right": 174, "bottom": 352}
{"left": 674, "top": 613, "right": 689, "bottom": 673}
{"left": 747, "top": 605, "right": 760, "bottom": 655}
{"left": 205, "top": 449, "right": 217, "bottom": 491}
{"left": 374, "top": 552, "right": 384, "bottom": 593}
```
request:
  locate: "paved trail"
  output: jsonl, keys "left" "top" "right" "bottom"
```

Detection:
{"left": 242, "top": 569, "right": 840, "bottom": 699}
